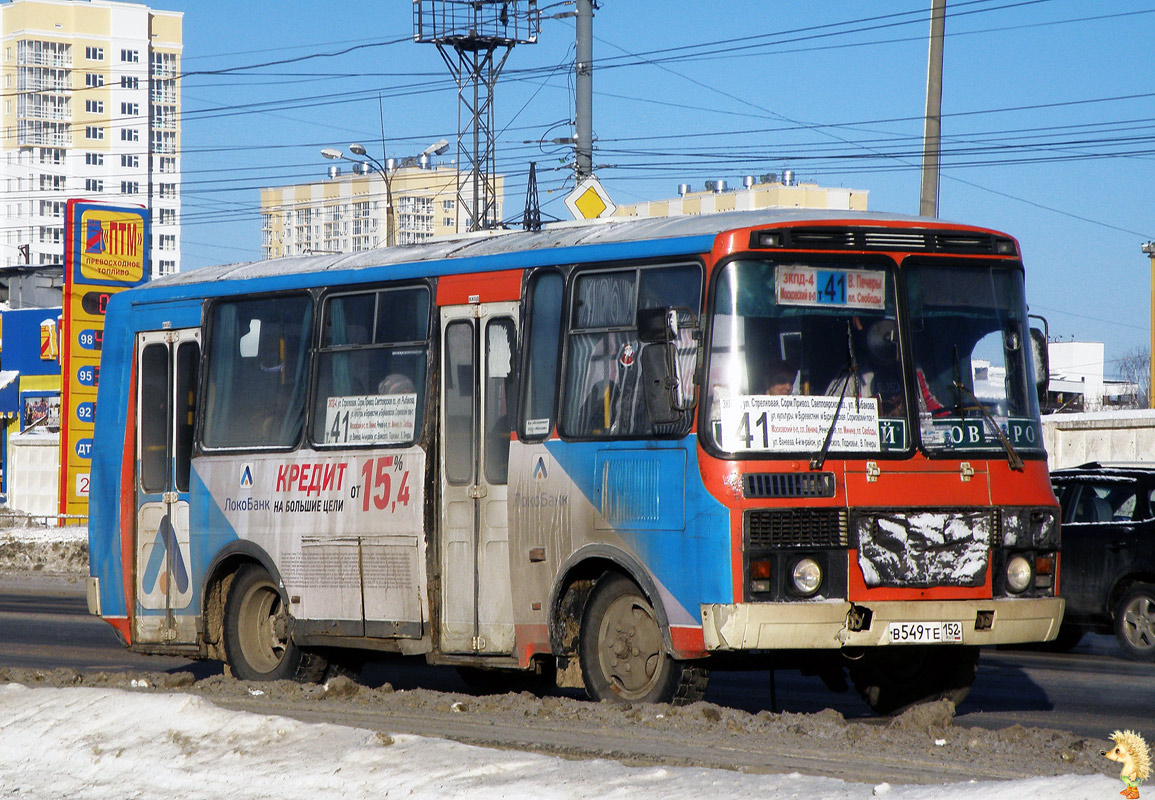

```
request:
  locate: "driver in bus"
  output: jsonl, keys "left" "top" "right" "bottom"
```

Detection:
{"left": 762, "top": 359, "right": 798, "bottom": 396}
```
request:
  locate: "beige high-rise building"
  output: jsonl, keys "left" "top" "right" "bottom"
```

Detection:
{"left": 0, "top": 0, "right": 182, "bottom": 278}
{"left": 616, "top": 174, "right": 868, "bottom": 219}
{"left": 261, "top": 161, "right": 501, "bottom": 259}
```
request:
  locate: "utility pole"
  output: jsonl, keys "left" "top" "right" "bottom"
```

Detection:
{"left": 1144, "top": 241, "right": 1155, "bottom": 408}
{"left": 919, "top": 0, "right": 946, "bottom": 218}
{"left": 574, "top": 0, "right": 594, "bottom": 180}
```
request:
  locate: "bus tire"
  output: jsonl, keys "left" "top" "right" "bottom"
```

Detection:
{"left": 1114, "top": 583, "right": 1155, "bottom": 661}
{"left": 578, "top": 573, "right": 707, "bottom": 705}
{"left": 848, "top": 645, "right": 978, "bottom": 716}
{"left": 223, "top": 564, "right": 327, "bottom": 682}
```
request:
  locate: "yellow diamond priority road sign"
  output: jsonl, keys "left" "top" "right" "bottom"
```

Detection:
{"left": 564, "top": 177, "right": 616, "bottom": 220}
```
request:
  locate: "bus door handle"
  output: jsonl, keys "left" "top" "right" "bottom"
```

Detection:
{"left": 468, "top": 485, "right": 488, "bottom": 499}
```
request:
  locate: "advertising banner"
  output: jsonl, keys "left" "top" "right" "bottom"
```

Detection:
{"left": 60, "top": 200, "right": 149, "bottom": 522}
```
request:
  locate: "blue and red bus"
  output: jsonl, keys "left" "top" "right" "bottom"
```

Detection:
{"left": 86, "top": 209, "right": 1063, "bottom": 713}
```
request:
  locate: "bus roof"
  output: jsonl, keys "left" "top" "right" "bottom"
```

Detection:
{"left": 147, "top": 208, "right": 1000, "bottom": 299}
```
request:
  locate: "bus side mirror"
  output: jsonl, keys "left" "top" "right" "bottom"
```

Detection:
{"left": 641, "top": 343, "right": 683, "bottom": 424}
{"left": 637, "top": 306, "right": 698, "bottom": 425}
{"left": 1030, "top": 326, "right": 1049, "bottom": 403}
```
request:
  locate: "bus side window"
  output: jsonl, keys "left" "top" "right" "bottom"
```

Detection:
{"left": 311, "top": 286, "right": 430, "bottom": 447}
{"left": 519, "top": 270, "right": 563, "bottom": 440}
{"left": 202, "top": 295, "right": 313, "bottom": 450}
{"left": 560, "top": 263, "right": 701, "bottom": 438}
{"left": 484, "top": 318, "right": 516, "bottom": 484}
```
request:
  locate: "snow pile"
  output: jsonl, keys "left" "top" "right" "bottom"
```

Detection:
{"left": 0, "top": 522, "right": 87, "bottom": 575}
{"left": 0, "top": 683, "right": 1118, "bottom": 800}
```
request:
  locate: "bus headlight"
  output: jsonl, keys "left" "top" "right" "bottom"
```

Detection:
{"left": 791, "top": 558, "right": 822, "bottom": 597}
{"left": 1005, "top": 554, "right": 1032, "bottom": 594}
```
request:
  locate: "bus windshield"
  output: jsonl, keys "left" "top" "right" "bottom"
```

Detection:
{"left": 907, "top": 261, "right": 1043, "bottom": 455}
{"left": 705, "top": 258, "right": 907, "bottom": 456}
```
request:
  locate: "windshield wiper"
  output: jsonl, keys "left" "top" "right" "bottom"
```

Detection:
{"left": 951, "top": 380, "right": 1025, "bottom": 471}
{"left": 811, "top": 322, "right": 861, "bottom": 471}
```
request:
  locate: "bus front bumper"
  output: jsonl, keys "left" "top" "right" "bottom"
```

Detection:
{"left": 700, "top": 597, "right": 1065, "bottom": 650}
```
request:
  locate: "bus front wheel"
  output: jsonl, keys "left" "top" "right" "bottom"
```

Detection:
{"left": 223, "top": 564, "right": 327, "bottom": 682}
{"left": 578, "top": 573, "right": 707, "bottom": 705}
{"left": 848, "top": 645, "right": 978, "bottom": 715}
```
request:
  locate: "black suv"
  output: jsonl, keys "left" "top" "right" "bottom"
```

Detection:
{"left": 1050, "top": 463, "right": 1155, "bottom": 660}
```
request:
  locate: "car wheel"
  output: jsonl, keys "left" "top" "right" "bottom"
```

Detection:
{"left": 1114, "top": 583, "right": 1155, "bottom": 661}
{"left": 223, "top": 564, "right": 327, "bottom": 682}
{"left": 578, "top": 573, "right": 707, "bottom": 705}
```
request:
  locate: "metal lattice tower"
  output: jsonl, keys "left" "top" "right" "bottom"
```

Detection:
{"left": 414, "top": 2, "right": 540, "bottom": 231}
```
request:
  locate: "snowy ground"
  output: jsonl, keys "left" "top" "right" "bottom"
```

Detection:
{"left": 0, "top": 683, "right": 1121, "bottom": 800}
{"left": 0, "top": 524, "right": 1134, "bottom": 799}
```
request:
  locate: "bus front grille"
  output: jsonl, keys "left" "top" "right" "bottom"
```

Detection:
{"left": 743, "top": 472, "right": 835, "bottom": 499}
{"left": 746, "top": 508, "right": 849, "bottom": 549}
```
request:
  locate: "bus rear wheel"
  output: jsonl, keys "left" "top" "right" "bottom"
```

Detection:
{"left": 848, "top": 645, "right": 978, "bottom": 715}
{"left": 223, "top": 564, "right": 327, "bottom": 682}
{"left": 578, "top": 574, "right": 707, "bottom": 705}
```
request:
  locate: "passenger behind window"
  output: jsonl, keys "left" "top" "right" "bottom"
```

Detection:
{"left": 378, "top": 373, "right": 416, "bottom": 395}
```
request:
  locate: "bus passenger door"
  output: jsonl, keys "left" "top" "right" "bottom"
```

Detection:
{"left": 133, "top": 329, "right": 200, "bottom": 645}
{"left": 439, "top": 303, "right": 518, "bottom": 655}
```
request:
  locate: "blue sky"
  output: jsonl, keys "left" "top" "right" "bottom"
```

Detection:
{"left": 165, "top": 0, "right": 1155, "bottom": 372}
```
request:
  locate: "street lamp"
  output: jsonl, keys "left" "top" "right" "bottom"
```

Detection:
{"left": 322, "top": 145, "right": 395, "bottom": 247}
{"left": 1145, "top": 241, "right": 1155, "bottom": 408}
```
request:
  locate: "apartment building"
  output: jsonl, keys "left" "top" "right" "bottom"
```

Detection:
{"left": 0, "top": 0, "right": 181, "bottom": 278}
{"left": 615, "top": 173, "right": 868, "bottom": 218}
{"left": 261, "top": 162, "right": 501, "bottom": 258}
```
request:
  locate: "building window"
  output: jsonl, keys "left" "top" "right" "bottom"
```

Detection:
{"left": 159, "top": 234, "right": 176, "bottom": 250}
{"left": 443, "top": 217, "right": 454, "bottom": 228}
{"left": 120, "top": 49, "right": 139, "bottom": 63}
{"left": 86, "top": 47, "right": 104, "bottom": 61}
{"left": 120, "top": 102, "right": 138, "bottom": 116}
{"left": 159, "top": 156, "right": 177, "bottom": 173}
{"left": 39, "top": 200, "right": 65, "bottom": 217}
{"left": 158, "top": 259, "right": 176, "bottom": 275}
{"left": 85, "top": 99, "right": 104, "bottom": 114}
{"left": 84, "top": 178, "right": 103, "bottom": 192}
{"left": 152, "top": 130, "right": 177, "bottom": 153}
{"left": 85, "top": 73, "right": 104, "bottom": 88}
{"left": 120, "top": 75, "right": 139, "bottom": 89}
{"left": 39, "top": 148, "right": 64, "bottom": 165}
{"left": 158, "top": 208, "right": 176, "bottom": 225}
{"left": 159, "top": 183, "right": 176, "bottom": 199}
{"left": 120, "top": 128, "right": 139, "bottom": 142}
{"left": 85, "top": 126, "right": 103, "bottom": 140}
{"left": 120, "top": 181, "right": 139, "bottom": 194}
{"left": 120, "top": 154, "right": 139, "bottom": 168}
{"left": 443, "top": 199, "right": 455, "bottom": 210}
{"left": 85, "top": 152, "right": 104, "bottom": 166}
